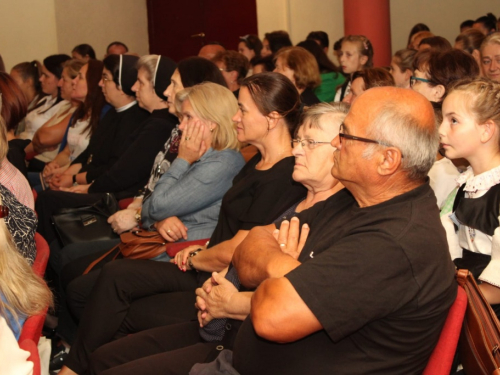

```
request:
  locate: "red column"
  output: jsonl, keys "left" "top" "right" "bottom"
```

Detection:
{"left": 343, "top": 0, "right": 392, "bottom": 67}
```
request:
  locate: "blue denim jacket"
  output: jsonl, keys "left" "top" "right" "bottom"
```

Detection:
{"left": 141, "top": 148, "right": 245, "bottom": 242}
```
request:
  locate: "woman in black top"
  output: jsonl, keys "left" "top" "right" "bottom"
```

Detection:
{"left": 59, "top": 72, "right": 306, "bottom": 375}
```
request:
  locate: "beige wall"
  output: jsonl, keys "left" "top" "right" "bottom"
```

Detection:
{"left": 54, "top": 0, "right": 149, "bottom": 59}
{"left": 390, "top": 0, "right": 499, "bottom": 52}
{"left": 0, "top": 0, "right": 59, "bottom": 71}
{"left": 0, "top": 0, "right": 148, "bottom": 71}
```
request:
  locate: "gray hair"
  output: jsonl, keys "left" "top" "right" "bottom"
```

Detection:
{"left": 298, "top": 102, "right": 350, "bottom": 134}
{"left": 363, "top": 102, "right": 438, "bottom": 180}
{"left": 136, "top": 54, "right": 159, "bottom": 82}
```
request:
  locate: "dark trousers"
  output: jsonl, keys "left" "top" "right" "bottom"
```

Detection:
{"left": 88, "top": 321, "right": 219, "bottom": 375}
{"left": 63, "top": 259, "right": 199, "bottom": 374}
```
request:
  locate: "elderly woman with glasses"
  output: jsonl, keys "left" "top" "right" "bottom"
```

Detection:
{"left": 411, "top": 49, "right": 480, "bottom": 208}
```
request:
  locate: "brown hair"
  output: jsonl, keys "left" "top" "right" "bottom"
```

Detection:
{"left": 274, "top": 46, "right": 321, "bottom": 90}
{"left": 0, "top": 72, "right": 28, "bottom": 131}
{"left": 241, "top": 72, "right": 302, "bottom": 136}
{"left": 212, "top": 50, "right": 249, "bottom": 84}
{"left": 11, "top": 60, "right": 43, "bottom": 104}
{"left": 393, "top": 49, "right": 417, "bottom": 73}
{"left": 71, "top": 60, "right": 106, "bottom": 136}
{"left": 410, "top": 31, "right": 434, "bottom": 50}
{"left": 352, "top": 67, "right": 395, "bottom": 90}
{"left": 426, "top": 50, "right": 480, "bottom": 95}
{"left": 455, "top": 29, "right": 486, "bottom": 54}
{"left": 418, "top": 36, "right": 452, "bottom": 52}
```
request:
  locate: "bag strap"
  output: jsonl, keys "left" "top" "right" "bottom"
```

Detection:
{"left": 83, "top": 243, "right": 121, "bottom": 275}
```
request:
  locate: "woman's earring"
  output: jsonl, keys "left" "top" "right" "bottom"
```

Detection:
{"left": 209, "top": 127, "right": 214, "bottom": 132}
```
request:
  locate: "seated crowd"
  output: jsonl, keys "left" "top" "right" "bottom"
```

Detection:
{"left": 1, "top": 11, "right": 500, "bottom": 374}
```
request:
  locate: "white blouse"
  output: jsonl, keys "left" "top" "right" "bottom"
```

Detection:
{"left": 67, "top": 118, "right": 91, "bottom": 162}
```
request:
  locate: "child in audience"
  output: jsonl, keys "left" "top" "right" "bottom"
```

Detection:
{"left": 334, "top": 35, "right": 373, "bottom": 102}
{"left": 440, "top": 78, "right": 500, "bottom": 318}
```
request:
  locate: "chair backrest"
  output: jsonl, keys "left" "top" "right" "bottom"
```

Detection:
{"left": 422, "top": 285, "right": 467, "bottom": 375}
{"left": 18, "top": 338, "right": 41, "bottom": 375}
{"left": 33, "top": 233, "right": 50, "bottom": 278}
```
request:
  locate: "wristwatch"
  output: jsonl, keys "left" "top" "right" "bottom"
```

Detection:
{"left": 187, "top": 248, "right": 202, "bottom": 271}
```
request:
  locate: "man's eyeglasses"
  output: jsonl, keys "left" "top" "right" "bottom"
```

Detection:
{"left": 338, "top": 124, "right": 403, "bottom": 157}
{"left": 338, "top": 123, "right": 392, "bottom": 147}
{"left": 410, "top": 76, "right": 431, "bottom": 87}
{"left": 291, "top": 138, "right": 332, "bottom": 150}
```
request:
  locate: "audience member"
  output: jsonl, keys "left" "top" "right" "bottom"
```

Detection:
{"left": 460, "top": 19, "right": 475, "bottom": 33}
{"left": 105, "top": 41, "right": 128, "bottom": 57}
{"left": 342, "top": 67, "right": 394, "bottom": 104}
{"left": 10, "top": 61, "right": 43, "bottom": 117}
{"left": 335, "top": 35, "right": 373, "bottom": 101}
{"left": 408, "top": 30, "right": 434, "bottom": 50}
{"left": 307, "top": 31, "right": 329, "bottom": 54}
{"left": 440, "top": 78, "right": 500, "bottom": 319}
{"left": 455, "top": 28, "right": 485, "bottom": 75}
{"left": 18, "top": 54, "right": 71, "bottom": 142}
{"left": 0, "top": 198, "right": 52, "bottom": 340}
{"left": 0, "top": 74, "right": 34, "bottom": 209}
{"left": 238, "top": 34, "right": 262, "bottom": 62}
{"left": 198, "top": 43, "right": 225, "bottom": 60}
{"left": 480, "top": 32, "right": 500, "bottom": 83}
{"left": 30, "top": 59, "right": 99, "bottom": 191}
{"left": 250, "top": 55, "right": 275, "bottom": 74}
{"left": 473, "top": 12, "right": 497, "bottom": 35}
{"left": 406, "top": 22, "right": 430, "bottom": 48}
{"left": 71, "top": 44, "right": 96, "bottom": 62}
{"left": 274, "top": 46, "right": 321, "bottom": 105}
{"left": 231, "top": 86, "right": 456, "bottom": 375}
{"left": 389, "top": 48, "right": 417, "bottom": 88}
{"left": 297, "top": 39, "right": 345, "bottom": 102}
{"left": 261, "top": 30, "right": 292, "bottom": 57}
{"left": 332, "top": 37, "right": 343, "bottom": 65}
{"left": 418, "top": 36, "right": 452, "bottom": 52}
{"left": 212, "top": 50, "right": 249, "bottom": 96}
{"left": 411, "top": 49, "right": 480, "bottom": 208}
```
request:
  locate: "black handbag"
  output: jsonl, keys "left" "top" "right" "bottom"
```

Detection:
{"left": 51, "top": 193, "right": 119, "bottom": 247}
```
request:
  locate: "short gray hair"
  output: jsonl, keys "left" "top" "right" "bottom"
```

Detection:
{"left": 363, "top": 102, "right": 438, "bottom": 180}
{"left": 298, "top": 102, "right": 350, "bottom": 135}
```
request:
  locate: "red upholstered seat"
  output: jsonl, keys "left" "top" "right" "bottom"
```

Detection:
{"left": 422, "top": 285, "right": 467, "bottom": 375}
{"left": 118, "top": 198, "right": 134, "bottom": 210}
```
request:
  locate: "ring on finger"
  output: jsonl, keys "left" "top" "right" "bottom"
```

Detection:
{"left": 280, "top": 243, "right": 286, "bottom": 247}
{"left": 185, "top": 137, "right": 190, "bottom": 141}
{"left": 167, "top": 229, "right": 171, "bottom": 233}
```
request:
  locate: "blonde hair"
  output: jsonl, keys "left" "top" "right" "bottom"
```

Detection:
{"left": 481, "top": 32, "right": 500, "bottom": 52}
{"left": 0, "top": 196, "right": 53, "bottom": 332}
{"left": 174, "top": 82, "right": 240, "bottom": 151}
{"left": 63, "top": 59, "right": 85, "bottom": 80}
{"left": 274, "top": 46, "right": 321, "bottom": 90}
{"left": 448, "top": 78, "right": 500, "bottom": 134}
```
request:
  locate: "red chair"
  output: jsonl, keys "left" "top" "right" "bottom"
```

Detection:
{"left": 165, "top": 238, "right": 209, "bottom": 257}
{"left": 33, "top": 233, "right": 50, "bottom": 278}
{"left": 118, "top": 197, "right": 134, "bottom": 210}
{"left": 18, "top": 338, "right": 41, "bottom": 375}
{"left": 422, "top": 285, "right": 467, "bottom": 375}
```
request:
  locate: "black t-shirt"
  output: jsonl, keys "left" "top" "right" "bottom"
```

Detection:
{"left": 233, "top": 182, "right": 457, "bottom": 375}
{"left": 207, "top": 153, "right": 306, "bottom": 248}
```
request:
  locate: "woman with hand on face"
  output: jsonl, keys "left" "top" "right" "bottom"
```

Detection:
{"left": 334, "top": 35, "right": 374, "bottom": 102}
